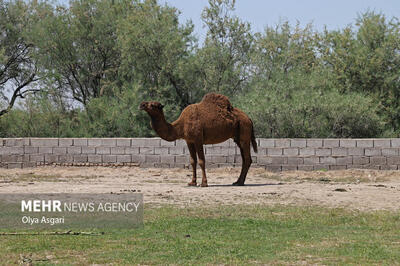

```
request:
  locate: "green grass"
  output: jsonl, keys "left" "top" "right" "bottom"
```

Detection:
{"left": 1, "top": 205, "right": 400, "bottom": 265}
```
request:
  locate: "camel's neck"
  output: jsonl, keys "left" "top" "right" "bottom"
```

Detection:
{"left": 149, "top": 112, "right": 181, "bottom": 142}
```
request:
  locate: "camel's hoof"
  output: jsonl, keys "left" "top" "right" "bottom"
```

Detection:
{"left": 187, "top": 182, "right": 197, "bottom": 186}
{"left": 200, "top": 183, "right": 208, "bottom": 187}
{"left": 232, "top": 182, "right": 244, "bottom": 186}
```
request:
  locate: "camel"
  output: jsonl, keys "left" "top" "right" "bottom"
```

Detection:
{"left": 139, "top": 93, "right": 257, "bottom": 187}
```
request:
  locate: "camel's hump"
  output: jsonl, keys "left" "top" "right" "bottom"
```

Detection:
{"left": 201, "top": 93, "right": 233, "bottom": 111}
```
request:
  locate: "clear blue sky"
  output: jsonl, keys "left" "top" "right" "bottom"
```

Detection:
{"left": 161, "top": 0, "right": 400, "bottom": 42}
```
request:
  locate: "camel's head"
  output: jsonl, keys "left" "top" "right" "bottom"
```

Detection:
{"left": 139, "top": 101, "right": 164, "bottom": 115}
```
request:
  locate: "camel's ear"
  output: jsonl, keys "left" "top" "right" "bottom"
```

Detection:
{"left": 156, "top": 103, "right": 164, "bottom": 110}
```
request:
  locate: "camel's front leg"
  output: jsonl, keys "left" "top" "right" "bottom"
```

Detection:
{"left": 195, "top": 143, "right": 208, "bottom": 187}
{"left": 187, "top": 143, "right": 197, "bottom": 186}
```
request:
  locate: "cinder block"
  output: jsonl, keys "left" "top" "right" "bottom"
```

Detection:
{"left": 391, "top": 139, "right": 400, "bottom": 148}
{"left": 139, "top": 147, "right": 154, "bottom": 155}
{"left": 154, "top": 147, "right": 169, "bottom": 155}
{"left": 299, "top": 148, "right": 315, "bottom": 156}
{"left": 304, "top": 157, "right": 319, "bottom": 165}
{"left": 160, "top": 139, "right": 175, "bottom": 147}
{"left": 265, "top": 165, "right": 282, "bottom": 172}
{"left": 161, "top": 155, "right": 175, "bottom": 164}
{"left": 81, "top": 147, "right": 96, "bottom": 154}
{"left": 291, "top": 139, "right": 306, "bottom": 148}
{"left": 340, "top": 139, "right": 356, "bottom": 147}
{"left": 206, "top": 146, "right": 222, "bottom": 155}
{"left": 117, "top": 155, "right": 131, "bottom": 163}
{"left": 88, "top": 138, "right": 102, "bottom": 146}
{"left": 67, "top": 147, "right": 81, "bottom": 154}
{"left": 73, "top": 138, "right": 88, "bottom": 146}
{"left": 24, "top": 147, "right": 38, "bottom": 154}
{"left": 175, "top": 139, "right": 186, "bottom": 147}
{"left": 323, "top": 139, "right": 339, "bottom": 147}
{"left": 116, "top": 138, "right": 131, "bottom": 147}
{"left": 145, "top": 155, "right": 160, "bottom": 163}
{"left": 73, "top": 155, "right": 87, "bottom": 163}
{"left": 315, "top": 148, "right": 331, "bottom": 156}
{"left": 365, "top": 148, "right": 381, "bottom": 156}
{"left": 23, "top": 162, "right": 37, "bottom": 168}
{"left": 370, "top": 157, "right": 386, "bottom": 165}
{"left": 101, "top": 139, "right": 116, "bottom": 147}
{"left": 348, "top": 148, "right": 364, "bottom": 156}
{"left": 258, "top": 156, "right": 286, "bottom": 165}
{"left": 132, "top": 138, "right": 161, "bottom": 147}
{"left": 96, "top": 147, "right": 110, "bottom": 155}
{"left": 111, "top": 147, "right": 125, "bottom": 155}
{"left": 353, "top": 156, "right": 369, "bottom": 165}
{"left": 53, "top": 147, "right": 67, "bottom": 155}
{"left": 282, "top": 165, "right": 297, "bottom": 171}
{"left": 216, "top": 140, "right": 230, "bottom": 147}
{"left": 374, "top": 139, "right": 391, "bottom": 148}
{"left": 103, "top": 155, "right": 117, "bottom": 163}
{"left": 330, "top": 165, "right": 347, "bottom": 170}
{"left": 30, "top": 138, "right": 58, "bottom": 146}
{"left": 211, "top": 155, "right": 227, "bottom": 163}
{"left": 336, "top": 157, "right": 352, "bottom": 165}
{"left": 30, "top": 154, "right": 45, "bottom": 162}
{"left": 59, "top": 138, "right": 73, "bottom": 147}
{"left": 283, "top": 148, "right": 299, "bottom": 156}
{"left": 287, "top": 157, "right": 303, "bottom": 165}
{"left": 381, "top": 165, "right": 398, "bottom": 170}
{"left": 0, "top": 147, "right": 23, "bottom": 155}
{"left": 39, "top": 147, "right": 52, "bottom": 154}
{"left": 175, "top": 155, "right": 188, "bottom": 164}
{"left": 58, "top": 155, "right": 74, "bottom": 163}
{"left": 332, "top": 148, "right": 347, "bottom": 156}
{"left": 154, "top": 163, "right": 171, "bottom": 168}
{"left": 259, "top": 139, "right": 274, "bottom": 148}
{"left": 88, "top": 155, "right": 102, "bottom": 163}
{"left": 307, "top": 139, "right": 323, "bottom": 147}
{"left": 267, "top": 148, "right": 283, "bottom": 156}
{"left": 45, "top": 154, "right": 58, "bottom": 163}
{"left": 356, "top": 139, "right": 373, "bottom": 148}
{"left": 382, "top": 148, "right": 399, "bottom": 156}
{"left": 5, "top": 138, "right": 24, "bottom": 146}
{"left": 169, "top": 147, "right": 184, "bottom": 155}
{"left": 275, "top": 139, "right": 290, "bottom": 147}
{"left": 298, "top": 165, "right": 314, "bottom": 171}
{"left": 314, "top": 165, "right": 330, "bottom": 171}
{"left": 125, "top": 147, "right": 139, "bottom": 154}
{"left": 7, "top": 162, "right": 23, "bottom": 169}
{"left": 320, "top": 157, "right": 336, "bottom": 164}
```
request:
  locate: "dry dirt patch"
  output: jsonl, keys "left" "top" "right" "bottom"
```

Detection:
{"left": 0, "top": 166, "right": 399, "bottom": 211}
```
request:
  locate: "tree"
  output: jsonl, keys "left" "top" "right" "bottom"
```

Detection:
{"left": 197, "top": 0, "right": 253, "bottom": 96}
{"left": 118, "top": 0, "right": 195, "bottom": 111}
{"left": 31, "top": 0, "right": 124, "bottom": 107}
{"left": 319, "top": 12, "right": 400, "bottom": 132}
{"left": 0, "top": 0, "right": 39, "bottom": 116}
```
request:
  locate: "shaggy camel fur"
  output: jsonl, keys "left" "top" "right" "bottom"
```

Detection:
{"left": 139, "top": 93, "right": 257, "bottom": 187}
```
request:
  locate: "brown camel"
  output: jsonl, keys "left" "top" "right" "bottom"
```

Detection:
{"left": 139, "top": 93, "right": 257, "bottom": 187}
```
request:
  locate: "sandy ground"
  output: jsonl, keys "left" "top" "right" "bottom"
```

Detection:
{"left": 0, "top": 166, "right": 399, "bottom": 211}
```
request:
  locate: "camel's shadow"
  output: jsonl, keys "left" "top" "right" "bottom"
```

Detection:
{"left": 204, "top": 183, "right": 285, "bottom": 188}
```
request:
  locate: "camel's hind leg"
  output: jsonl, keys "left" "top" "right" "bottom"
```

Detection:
{"left": 233, "top": 141, "right": 252, "bottom": 186}
{"left": 195, "top": 143, "right": 208, "bottom": 187}
{"left": 187, "top": 142, "right": 197, "bottom": 186}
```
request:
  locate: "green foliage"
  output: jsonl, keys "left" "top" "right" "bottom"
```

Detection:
{"left": 0, "top": 0, "right": 399, "bottom": 138}
{"left": 0, "top": 0, "right": 39, "bottom": 116}
{"left": 198, "top": 0, "right": 253, "bottom": 96}
{"left": 235, "top": 85, "right": 384, "bottom": 138}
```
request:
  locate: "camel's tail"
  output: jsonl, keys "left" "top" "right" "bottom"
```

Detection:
{"left": 251, "top": 120, "right": 258, "bottom": 153}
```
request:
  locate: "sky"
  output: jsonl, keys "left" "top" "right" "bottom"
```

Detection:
{"left": 161, "top": 0, "right": 400, "bottom": 42}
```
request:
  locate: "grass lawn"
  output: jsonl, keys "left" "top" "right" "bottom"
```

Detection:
{"left": 1, "top": 205, "right": 399, "bottom": 265}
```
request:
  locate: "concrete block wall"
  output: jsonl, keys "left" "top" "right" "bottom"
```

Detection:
{"left": 1, "top": 138, "right": 400, "bottom": 171}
